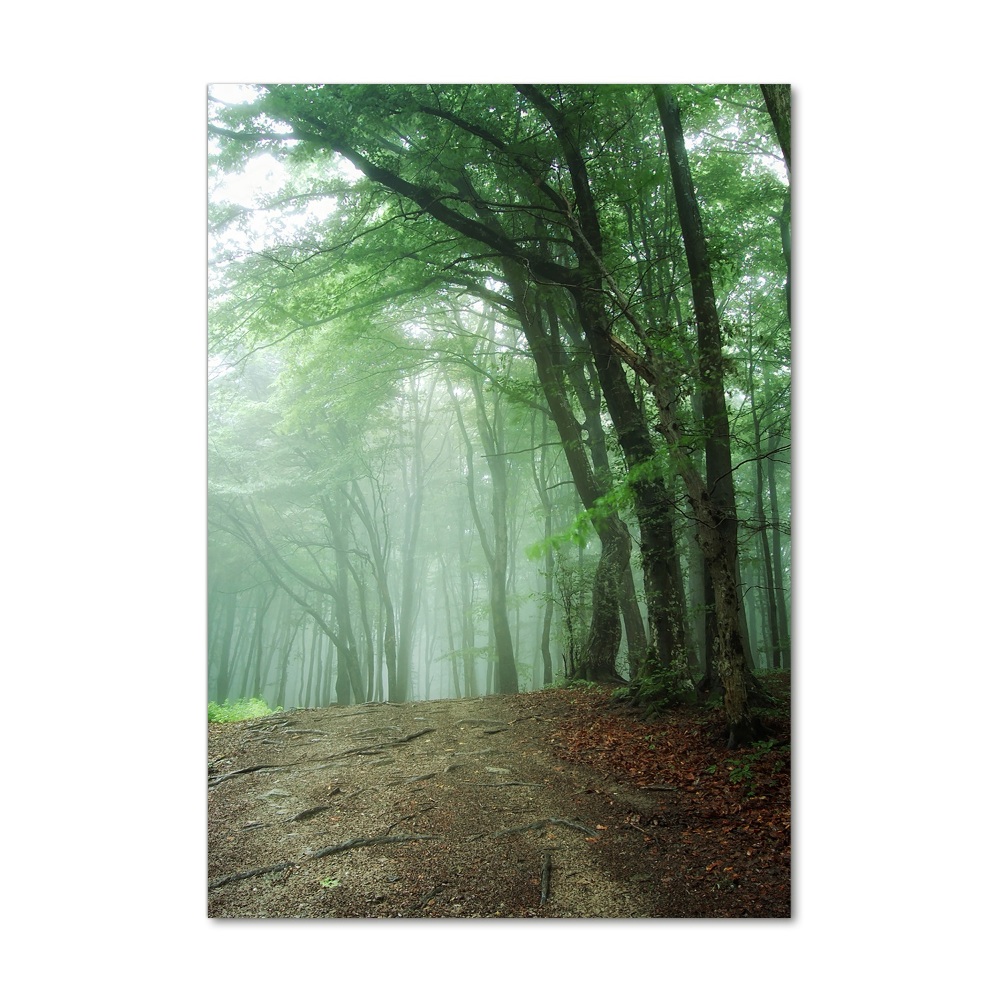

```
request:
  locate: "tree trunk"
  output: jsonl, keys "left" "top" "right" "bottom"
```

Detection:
{"left": 765, "top": 376, "right": 791, "bottom": 671}
{"left": 440, "top": 554, "right": 463, "bottom": 697}
{"left": 760, "top": 84, "right": 791, "bottom": 175}
{"left": 343, "top": 480, "right": 399, "bottom": 701}
{"left": 211, "top": 588, "right": 237, "bottom": 704}
{"left": 475, "top": 382, "right": 519, "bottom": 695}
{"left": 461, "top": 566, "right": 478, "bottom": 698}
{"left": 654, "top": 84, "right": 761, "bottom": 743}
{"left": 749, "top": 380, "right": 781, "bottom": 672}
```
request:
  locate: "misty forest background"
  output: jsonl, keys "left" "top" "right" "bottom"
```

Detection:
{"left": 207, "top": 84, "right": 790, "bottom": 747}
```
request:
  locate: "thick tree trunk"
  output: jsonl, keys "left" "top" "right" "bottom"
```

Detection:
{"left": 472, "top": 214, "right": 631, "bottom": 684}
{"left": 513, "top": 86, "right": 684, "bottom": 678}
{"left": 556, "top": 316, "right": 648, "bottom": 678}
{"left": 574, "top": 284, "right": 683, "bottom": 675}
{"left": 654, "top": 84, "right": 762, "bottom": 742}
{"left": 760, "top": 84, "right": 791, "bottom": 175}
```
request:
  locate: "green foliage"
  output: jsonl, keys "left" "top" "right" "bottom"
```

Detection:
{"left": 562, "top": 678, "right": 601, "bottom": 691}
{"left": 634, "top": 666, "right": 695, "bottom": 708}
{"left": 724, "top": 739, "right": 787, "bottom": 798}
{"left": 207, "top": 84, "right": 791, "bottom": 712}
{"left": 319, "top": 876, "right": 341, "bottom": 889}
{"left": 526, "top": 458, "right": 669, "bottom": 566}
{"left": 208, "top": 697, "right": 282, "bottom": 723}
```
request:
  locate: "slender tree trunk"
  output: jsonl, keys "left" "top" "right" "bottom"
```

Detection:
{"left": 343, "top": 481, "right": 399, "bottom": 701}
{"left": 744, "top": 581, "right": 760, "bottom": 666}
{"left": 440, "top": 555, "right": 463, "bottom": 697}
{"left": 321, "top": 636, "right": 334, "bottom": 706}
{"left": 765, "top": 377, "right": 791, "bottom": 671}
{"left": 396, "top": 379, "right": 431, "bottom": 701}
{"left": 749, "top": 377, "right": 781, "bottom": 672}
{"left": 461, "top": 567, "right": 478, "bottom": 698}
{"left": 540, "top": 506, "right": 555, "bottom": 687}
{"left": 211, "top": 588, "right": 237, "bottom": 704}
{"left": 276, "top": 613, "right": 301, "bottom": 710}
{"left": 306, "top": 622, "right": 321, "bottom": 707}
{"left": 448, "top": 365, "right": 518, "bottom": 694}
{"left": 249, "top": 587, "right": 276, "bottom": 698}
{"left": 375, "top": 602, "right": 385, "bottom": 701}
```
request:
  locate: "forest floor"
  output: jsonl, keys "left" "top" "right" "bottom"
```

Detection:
{"left": 208, "top": 677, "right": 791, "bottom": 918}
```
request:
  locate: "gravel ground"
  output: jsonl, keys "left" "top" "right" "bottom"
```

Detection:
{"left": 208, "top": 690, "right": 785, "bottom": 918}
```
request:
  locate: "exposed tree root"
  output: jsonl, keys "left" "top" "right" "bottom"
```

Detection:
{"left": 408, "top": 884, "right": 446, "bottom": 913}
{"left": 209, "top": 861, "right": 298, "bottom": 890}
{"left": 459, "top": 781, "right": 544, "bottom": 788}
{"left": 208, "top": 764, "right": 285, "bottom": 787}
{"left": 289, "top": 806, "right": 330, "bottom": 822}
{"left": 468, "top": 817, "right": 598, "bottom": 841}
{"left": 208, "top": 729, "right": 437, "bottom": 787}
{"left": 210, "top": 833, "right": 441, "bottom": 891}
{"left": 387, "top": 772, "right": 437, "bottom": 786}
{"left": 349, "top": 726, "right": 404, "bottom": 739}
{"left": 327, "top": 728, "right": 436, "bottom": 760}
{"left": 540, "top": 851, "right": 552, "bottom": 903}
{"left": 310, "top": 834, "right": 439, "bottom": 860}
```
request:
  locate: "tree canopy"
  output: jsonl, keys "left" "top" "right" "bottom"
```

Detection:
{"left": 208, "top": 83, "right": 790, "bottom": 747}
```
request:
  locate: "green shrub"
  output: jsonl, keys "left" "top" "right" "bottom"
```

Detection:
{"left": 208, "top": 697, "right": 281, "bottom": 723}
{"left": 724, "top": 739, "right": 787, "bottom": 797}
{"left": 634, "top": 667, "right": 695, "bottom": 707}
{"left": 562, "top": 678, "right": 601, "bottom": 691}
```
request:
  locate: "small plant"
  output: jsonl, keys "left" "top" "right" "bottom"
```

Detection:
{"left": 563, "top": 678, "right": 601, "bottom": 691}
{"left": 633, "top": 666, "right": 696, "bottom": 708}
{"left": 724, "top": 740, "right": 786, "bottom": 797}
{"left": 319, "top": 877, "right": 341, "bottom": 889}
{"left": 727, "top": 759, "right": 754, "bottom": 787}
{"left": 208, "top": 697, "right": 282, "bottom": 723}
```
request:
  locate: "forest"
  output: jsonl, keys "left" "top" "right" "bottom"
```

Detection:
{"left": 207, "top": 84, "right": 791, "bottom": 751}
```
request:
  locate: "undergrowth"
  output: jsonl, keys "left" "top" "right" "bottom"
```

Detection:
{"left": 208, "top": 697, "right": 282, "bottom": 723}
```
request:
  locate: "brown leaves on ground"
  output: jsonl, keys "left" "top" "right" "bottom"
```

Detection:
{"left": 522, "top": 679, "right": 791, "bottom": 916}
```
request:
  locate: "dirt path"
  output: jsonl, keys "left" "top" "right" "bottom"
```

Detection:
{"left": 208, "top": 689, "right": 785, "bottom": 917}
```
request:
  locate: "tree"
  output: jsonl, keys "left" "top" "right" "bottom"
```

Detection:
{"left": 208, "top": 83, "right": 791, "bottom": 745}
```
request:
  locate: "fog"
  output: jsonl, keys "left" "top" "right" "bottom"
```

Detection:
{"left": 207, "top": 84, "right": 791, "bottom": 714}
